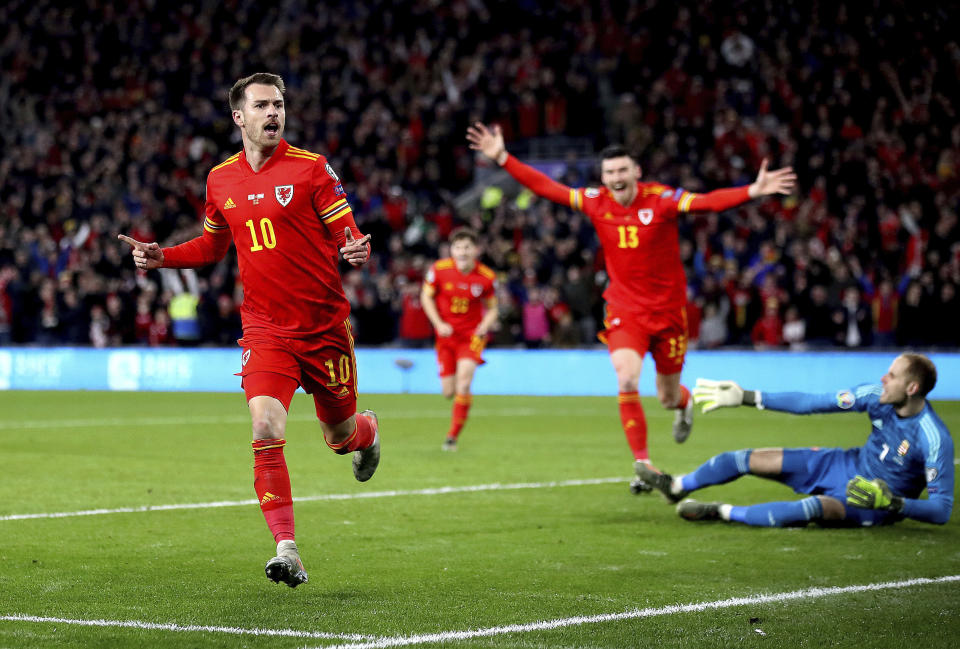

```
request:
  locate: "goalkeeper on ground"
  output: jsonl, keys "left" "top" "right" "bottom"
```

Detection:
{"left": 635, "top": 353, "right": 953, "bottom": 527}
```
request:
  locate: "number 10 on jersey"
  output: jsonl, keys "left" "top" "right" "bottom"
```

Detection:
{"left": 246, "top": 218, "right": 277, "bottom": 251}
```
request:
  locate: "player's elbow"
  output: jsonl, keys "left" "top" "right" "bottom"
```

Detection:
{"left": 923, "top": 500, "right": 953, "bottom": 525}
{"left": 931, "top": 506, "right": 952, "bottom": 525}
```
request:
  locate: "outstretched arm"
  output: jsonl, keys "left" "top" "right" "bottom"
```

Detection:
{"left": 154, "top": 229, "right": 232, "bottom": 269}
{"left": 684, "top": 159, "right": 797, "bottom": 213}
{"left": 466, "top": 122, "right": 575, "bottom": 207}
{"left": 692, "top": 378, "right": 870, "bottom": 415}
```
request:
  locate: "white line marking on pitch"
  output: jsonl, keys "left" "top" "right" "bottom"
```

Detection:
{"left": 0, "top": 404, "right": 717, "bottom": 431}
{"left": 0, "top": 477, "right": 625, "bottom": 522}
{"left": 313, "top": 575, "right": 960, "bottom": 649}
{"left": 0, "top": 614, "right": 379, "bottom": 641}
{"left": 0, "top": 408, "right": 619, "bottom": 431}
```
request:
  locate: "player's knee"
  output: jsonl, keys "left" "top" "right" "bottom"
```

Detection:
{"left": 616, "top": 373, "right": 639, "bottom": 393}
{"left": 817, "top": 496, "right": 846, "bottom": 521}
{"left": 251, "top": 416, "right": 283, "bottom": 440}
{"left": 656, "top": 388, "right": 677, "bottom": 409}
{"left": 441, "top": 386, "right": 455, "bottom": 399}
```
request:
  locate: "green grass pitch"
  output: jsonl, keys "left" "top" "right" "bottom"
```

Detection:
{"left": 1, "top": 390, "right": 958, "bottom": 648}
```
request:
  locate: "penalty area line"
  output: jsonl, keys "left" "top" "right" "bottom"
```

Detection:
{"left": 315, "top": 574, "right": 960, "bottom": 649}
{"left": 0, "top": 477, "right": 625, "bottom": 522}
{"left": 0, "top": 614, "right": 380, "bottom": 642}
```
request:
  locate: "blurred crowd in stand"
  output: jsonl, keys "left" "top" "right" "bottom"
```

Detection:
{"left": 1, "top": 0, "right": 957, "bottom": 349}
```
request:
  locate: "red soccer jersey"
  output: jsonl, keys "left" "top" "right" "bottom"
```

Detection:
{"left": 199, "top": 139, "right": 356, "bottom": 337}
{"left": 569, "top": 183, "right": 691, "bottom": 312}
{"left": 423, "top": 259, "right": 497, "bottom": 334}
{"left": 501, "top": 155, "right": 751, "bottom": 315}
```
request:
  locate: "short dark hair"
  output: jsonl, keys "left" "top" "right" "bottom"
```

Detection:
{"left": 902, "top": 353, "right": 937, "bottom": 397}
{"left": 450, "top": 227, "right": 478, "bottom": 245}
{"left": 599, "top": 144, "right": 636, "bottom": 162}
{"left": 229, "top": 73, "right": 286, "bottom": 111}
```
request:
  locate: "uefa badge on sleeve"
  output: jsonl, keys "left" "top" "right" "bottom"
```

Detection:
{"left": 835, "top": 390, "right": 855, "bottom": 409}
{"left": 275, "top": 185, "right": 294, "bottom": 207}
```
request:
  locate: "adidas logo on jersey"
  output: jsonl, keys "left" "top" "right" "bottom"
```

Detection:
{"left": 223, "top": 197, "right": 237, "bottom": 210}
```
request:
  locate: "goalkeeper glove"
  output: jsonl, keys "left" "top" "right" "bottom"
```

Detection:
{"left": 693, "top": 378, "right": 745, "bottom": 413}
{"left": 845, "top": 475, "right": 905, "bottom": 513}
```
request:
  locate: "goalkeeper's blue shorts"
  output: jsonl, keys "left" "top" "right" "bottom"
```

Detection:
{"left": 779, "top": 447, "right": 901, "bottom": 527}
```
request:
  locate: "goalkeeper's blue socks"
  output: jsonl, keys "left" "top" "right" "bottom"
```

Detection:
{"left": 728, "top": 497, "right": 822, "bottom": 527}
{"left": 680, "top": 449, "right": 751, "bottom": 492}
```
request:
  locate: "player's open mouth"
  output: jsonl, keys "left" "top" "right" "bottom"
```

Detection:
{"left": 612, "top": 182, "right": 627, "bottom": 190}
{"left": 264, "top": 123, "right": 280, "bottom": 135}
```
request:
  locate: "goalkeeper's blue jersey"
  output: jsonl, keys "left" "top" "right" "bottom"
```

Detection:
{"left": 763, "top": 384, "right": 954, "bottom": 523}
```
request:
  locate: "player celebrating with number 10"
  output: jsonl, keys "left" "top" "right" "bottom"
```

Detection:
{"left": 119, "top": 73, "right": 381, "bottom": 588}
{"left": 466, "top": 123, "right": 795, "bottom": 486}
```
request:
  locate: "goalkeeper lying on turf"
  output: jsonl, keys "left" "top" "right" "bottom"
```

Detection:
{"left": 635, "top": 353, "right": 953, "bottom": 527}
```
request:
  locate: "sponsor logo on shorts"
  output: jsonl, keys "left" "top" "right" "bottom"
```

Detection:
{"left": 836, "top": 390, "right": 855, "bottom": 409}
{"left": 242, "top": 349, "right": 251, "bottom": 366}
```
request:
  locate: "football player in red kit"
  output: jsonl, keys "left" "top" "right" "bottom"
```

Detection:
{"left": 466, "top": 123, "right": 795, "bottom": 488}
{"left": 422, "top": 228, "right": 499, "bottom": 450}
{"left": 120, "top": 73, "right": 380, "bottom": 588}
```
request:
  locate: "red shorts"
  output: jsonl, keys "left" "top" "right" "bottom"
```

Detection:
{"left": 598, "top": 305, "right": 688, "bottom": 375}
{"left": 237, "top": 320, "right": 358, "bottom": 424}
{"left": 435, "top": 332, "right": 486, "bottom": 377}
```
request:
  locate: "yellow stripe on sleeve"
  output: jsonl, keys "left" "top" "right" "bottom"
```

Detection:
{"left": 324, "top": 206, "right": 352, "bottom": 224}
{"left": 318, "top": 198, "right": 348, "bottom": 218}
{"left": 287, "top": 146, "right": 319, "bottom": 157}
{"left": 210, "top": 153, "right": 240, "bottom": 172}
{"left": 203, "top": 217, "right": 229, "bottom": 234}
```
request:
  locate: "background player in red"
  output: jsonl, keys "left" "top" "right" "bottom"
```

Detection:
{"left": 421, "top": 228, "right": 499, "bottom": 451}
{"left": 466, "top": 123, "right": 795, "bottom": 487}
{"left": 119, "top": 73, "right": 380, "bottom": 588}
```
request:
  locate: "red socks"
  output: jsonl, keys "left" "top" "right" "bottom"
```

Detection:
{"left": 618, "top": 391, "right": 648, "bottom": 461}
{"left": 324, "top": 412, "right": 376, "bottom": 455}
{"left": 448, "top": 394, "right": 472, "bottom": 440}
{"left": 253, "top": 412, "right": 378, "bottom": 544}
{"left": 252, "top": 438, "right": 295, "bottom": 543}
{"left": 677, "top": 384, "right": 691, "bottom": 409}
